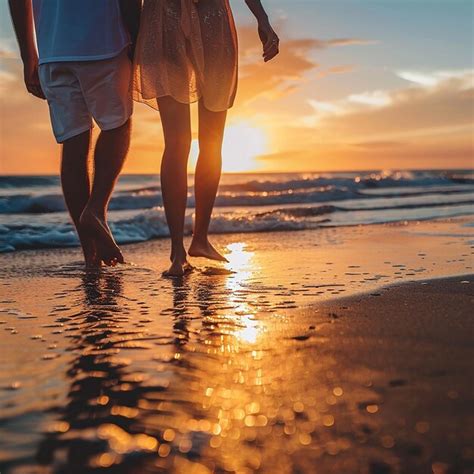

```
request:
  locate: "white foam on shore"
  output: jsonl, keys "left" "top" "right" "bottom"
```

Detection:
{"left": 1, "top": 170, "right": 473, "bottom": 252}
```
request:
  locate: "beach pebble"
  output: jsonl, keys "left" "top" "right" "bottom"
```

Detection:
{"left": 291, "top": 334, "right": 310, "bottom": 341}
{"left": 42, "top": 354, "right": 59, "bottom": 360}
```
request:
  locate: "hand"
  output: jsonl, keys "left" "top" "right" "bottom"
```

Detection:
{"left": 258, "top": 22, "right": 280, "bottom": 62}
{"left": 127, "top": 42, "right": 136, "bottom": 62}
{"left": 23, "top": 58, "right": 45, "bottom": 99}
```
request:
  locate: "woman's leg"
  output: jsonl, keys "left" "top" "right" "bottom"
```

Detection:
{"left": 189, "top": 100, "right": 228, "bottom": 261}
{"left": 158, "top": 96, "right": 193, "bottom": 276}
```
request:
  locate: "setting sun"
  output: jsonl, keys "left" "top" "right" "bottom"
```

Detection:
{"left": 189, "top": 122, "right": 268, "bottom": 173}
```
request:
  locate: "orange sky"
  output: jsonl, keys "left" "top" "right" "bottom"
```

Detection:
{"left": 0, "top": 2, "right": 473, "bottom": 175}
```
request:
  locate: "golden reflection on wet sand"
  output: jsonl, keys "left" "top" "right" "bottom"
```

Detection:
{"left": 1, "top": 221, "right": 473, "bottom": 473}
{"left": 16, "top": 255, "right": 337, "bottom": 474}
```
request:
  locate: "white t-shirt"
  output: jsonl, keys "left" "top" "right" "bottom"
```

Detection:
{"left": 32, "top": 0, "right": 130, "bottom": 65}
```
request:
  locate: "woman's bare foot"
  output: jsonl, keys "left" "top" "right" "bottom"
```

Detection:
{"left": 79, "top": 208, "right": 124, "bottom": 266}
{"left": 162, "top": 260, "right": 194, "bottom": 278}
{"left": 188, "top": 238, "right": 228, "bottom": 262}
{"left": 163, "top": 248, "right": 194, "bottom": 277}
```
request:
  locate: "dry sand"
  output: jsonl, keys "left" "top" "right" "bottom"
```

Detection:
{"left": 0, "top": 218, "right": 473, "bottom": 473}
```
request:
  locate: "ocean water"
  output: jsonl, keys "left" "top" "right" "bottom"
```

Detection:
{"left": 0, "top": 170, "right": 473, "bottom": 252}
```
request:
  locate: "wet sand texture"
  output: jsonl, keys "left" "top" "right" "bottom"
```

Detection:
{"left": 0, "top": 219, "right": 473, "bottom": 473}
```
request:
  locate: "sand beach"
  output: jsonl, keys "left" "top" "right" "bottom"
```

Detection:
{"left": 1, "top": 217, "right": 473, "bottom": 473}
{"left": 1, "top": 0, "right": 473, "bottom": 470}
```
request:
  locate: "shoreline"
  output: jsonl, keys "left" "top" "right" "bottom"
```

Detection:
{"left": 1, "top": 219, "right": 473, "bottom": 473}
{"left": 2, "top": 209, "right": 474, "bottom": 256}
{"left": 2, "top": 169, "right": 473, "bottom": 253}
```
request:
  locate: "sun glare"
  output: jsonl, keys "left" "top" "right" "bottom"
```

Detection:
{"left": 188, "top": 122, "right": 268, "bottom": 173}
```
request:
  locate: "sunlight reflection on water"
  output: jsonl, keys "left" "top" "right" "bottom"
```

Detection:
{"left": 224, "top": 243, "right": 264, "bottom": 344}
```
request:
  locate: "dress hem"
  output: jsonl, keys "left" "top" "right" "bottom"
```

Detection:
{"left": 132, "top": 88, "right": 235, "bottom": 113}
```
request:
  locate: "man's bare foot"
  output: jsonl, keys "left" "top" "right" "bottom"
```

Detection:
{"left": 79, "top": 208, "right": 124, "bottom": 266}
{"left": 188, "top": 238, "right": 228, "bottom": 262}
{"left": 82, "top": 238, "right": 101, "bottom": 269}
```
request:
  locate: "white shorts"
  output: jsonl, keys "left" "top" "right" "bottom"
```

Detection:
{"left": 39, "top": 49, "right": 133, "bottom": 143}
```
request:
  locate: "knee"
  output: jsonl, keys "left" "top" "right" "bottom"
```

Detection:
{"left": 164, "top": 132, "right": 192, "bottom": 159}
{"left": 198, "top": 138, "right": 222, "bottom": 161}
{"left": 101, "top": 118, "right": 131, "bottom": 138}
{"left": 96, "top": 120, "right": 131, "bottom": 154}
{"left": 113, "top": 118, "right": 131, "bottom": 130}
{"left": 62, "top": 130, "right": 91, "bottom": 163}
{"left": 119, "top": 118, "right": 132, "bottom": 137}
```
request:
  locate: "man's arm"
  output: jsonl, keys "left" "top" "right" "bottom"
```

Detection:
{"left": 119, "top": 0, "right": 142, "bottom": 60}
{"left": 8, "top": 0, "right": 45, "bottom": 99}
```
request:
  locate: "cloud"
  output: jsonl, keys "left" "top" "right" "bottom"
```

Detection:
{"left": 0, "top": 68, "right": 17, "bottom": 94}
{"left": 235, "top": 27, "right": 373, "bottom": 107}
{"left": 350, "top": 140, "right": 405, "bottom": 149}
{"left": 261, "top": 68, "right": 474, "bottom": 170}
{"left": 258, "top": 129, "right": 473, "bottom": 171}
{"left": 327, "top": 38, "right": 378, "bottom": 47}
{"left": 396, "top": 69, "right": 474, "bottom": 88}
{"left": 0, "top": 48, "right": 16, "bottom": 59}
{"left": 326, "top": 65, "right": 355, "bottom": 74}
{"left": 264, "top": 37, "right": 375, "bottom": 51}
{"left": 304, "top": 69, "right": 474, "bottom": 137}
{"left": 347, "top": 90, "right": 392, "bottom": 107}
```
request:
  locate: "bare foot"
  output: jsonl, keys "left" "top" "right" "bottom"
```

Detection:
{"left": 188, "top": 238, "right": 228, "bottom": 262}
{"left": 163, "top": 251, "right": 194, "bottom": 277}
{"left": 79, "top": 209, "right": 124, "bottom": 266}
{"left": 82, "top": 238, "right": 101, "bottom": 269}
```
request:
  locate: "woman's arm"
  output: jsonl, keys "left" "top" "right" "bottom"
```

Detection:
{"left": 245, "top": 0, "right": 279, "bottom": 62}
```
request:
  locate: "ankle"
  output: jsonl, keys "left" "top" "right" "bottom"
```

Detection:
{"left": 171, "top": 245, "right": 186, "bottom": 259}
{"left": 191, "top": 234, "right": 208, "bottom": 245}
{"left": 83, "top": 204, "right": 106, "bottom": 220}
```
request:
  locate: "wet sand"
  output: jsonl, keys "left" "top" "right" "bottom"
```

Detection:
{"left": 296, "top": 275, "right": 474, "bottom": 474}
{"left": 0, "top": 218, "right": 473, "bottom": 473}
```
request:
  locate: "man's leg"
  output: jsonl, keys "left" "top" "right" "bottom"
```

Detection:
{"left": 80, "top": 119, "right": 131, "bottom": 265}
{"left": 60, "top": 129, "right": 100, "bottom": 267}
